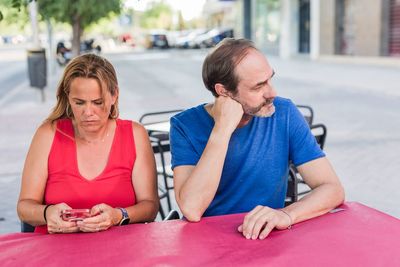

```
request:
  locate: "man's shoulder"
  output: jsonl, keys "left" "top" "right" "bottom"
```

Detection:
{"left": 274, "top": 96, "right": 294, "bottom": 108}
{"left": 171, "top": 104, "right": 207, "bottom": 124}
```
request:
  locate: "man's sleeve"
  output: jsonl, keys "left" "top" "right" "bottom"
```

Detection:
{"left": 288, "top": 101, "right": 325, "bottom": 166}
{"left": 170, "top": 116, "right": 199, "bottom": 169}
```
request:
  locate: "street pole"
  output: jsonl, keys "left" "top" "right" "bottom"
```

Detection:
{"left": 46, "top": 19, "right": 56, "bottom": 75}
{"left": 28, "top": 0, "right": 40, "bottom": 49}
{"left": 28, "top": 0, "right": 46, "bottom": 102}
{"left": 243, "top": 0, "right": 251, "bottom": 40}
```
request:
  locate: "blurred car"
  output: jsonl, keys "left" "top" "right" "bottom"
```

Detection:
{"left": 2, "top": 34, "right": 26, "bottom": 44}
{"left": 175, "top": 29, "right": 207, "bottom": 49}
{"left": 190, "top": 28, "right": 234, "bottom": 49}
{"left": 145, "top": 30, "right": 169, "bottom": 49}
{"left": 119, "top": 33, "right": 135, "bottom": 46}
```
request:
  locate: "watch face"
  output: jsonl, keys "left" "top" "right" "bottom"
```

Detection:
{"left": 118, "top": 207, "right": 130, "bottom": 226}
{"left": 120, "top": 217, "right": 130, "bottom": 226}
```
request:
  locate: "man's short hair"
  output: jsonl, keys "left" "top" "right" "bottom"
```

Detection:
{"left": 202, "top": 38, "right": 257, "bottom": 97}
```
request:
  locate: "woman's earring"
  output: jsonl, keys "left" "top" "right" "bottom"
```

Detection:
{"left": 66, "top": 104, "right": 72, "bottom": 118}
{"left": 110, "top": 104, "right": 117, "bottom": 119}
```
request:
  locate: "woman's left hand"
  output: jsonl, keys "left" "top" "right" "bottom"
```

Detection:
{"left": 77, "top": 203, "right": 121, "bottom": 232}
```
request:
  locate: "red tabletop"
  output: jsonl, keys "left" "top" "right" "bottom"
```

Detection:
{"left": 1, "top": 202, "right": 399, "bottom": 266}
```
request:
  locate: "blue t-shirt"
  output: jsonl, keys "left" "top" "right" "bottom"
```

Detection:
{"left": 170, "top": 97, "right": 325, "bottom": 217}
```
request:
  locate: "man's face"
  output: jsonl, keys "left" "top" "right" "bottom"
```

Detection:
{"left": 230, "top": 49, "right": 277, "bottom": 117}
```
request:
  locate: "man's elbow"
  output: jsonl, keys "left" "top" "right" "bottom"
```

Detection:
{"left": 337, "top": 184, "right": 345, "bottom": 204}
{"left": 183, "top": 211, "right": 202, "bottom": 222}
{"left": 179, "top": 203, "right": 203, "bottom": 222}
{"left": 331, "top": 182, "right": 345, "bottom": 207}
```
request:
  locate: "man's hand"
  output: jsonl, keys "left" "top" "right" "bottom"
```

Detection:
{"left": 77, "top": 203, "right": 121, "bottom": 232}
{"left": 212, "top": 96, "right": 244, "bottom": 134}
{"left": 46, "top": 203, "right": 79, "bottom": 234}
{"left": 237, "top": 205, "right": 292, "bottom": 240}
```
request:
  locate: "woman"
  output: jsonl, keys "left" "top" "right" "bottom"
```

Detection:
{"left": 17, "top": 54, "right": 159, "bottom": 234}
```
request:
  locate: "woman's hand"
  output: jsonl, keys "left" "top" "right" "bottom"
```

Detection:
{"left": 46, "top": 203, "right": 79, "bottom": 234}
{"left": 77, "top": 203, "right": 121, "bottom": 232}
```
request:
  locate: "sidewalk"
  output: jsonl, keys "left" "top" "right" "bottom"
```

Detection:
{"left": 0, "top": 66, "right": 59, "bottom": 233}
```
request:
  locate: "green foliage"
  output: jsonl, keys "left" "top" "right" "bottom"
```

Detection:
{"left": 37, "top": 0, "right": 122, "bottom": 29}
{"left": 0, "top": 0, "right": 29, "bottom": 27}
{"left": 10, "top": 0, "right": 21, "bottom": 10}
{"left": 140, "top": 1, "right": 173, "bottom": 30}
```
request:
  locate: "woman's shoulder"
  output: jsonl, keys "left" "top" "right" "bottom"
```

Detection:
{"left": 36, "top": 120, "right": 57, "bottom": 137}
{"left": 116, "top": 119, "right": 142, "bottom": 130}
{"left": 116, "top": 119, "right": 147, "bottom": 138}
{"left": 29, "top": 120, "right": 57, "bottom": 152}
{"left": 131, "top": 121, "right": 147, "bottom": 136}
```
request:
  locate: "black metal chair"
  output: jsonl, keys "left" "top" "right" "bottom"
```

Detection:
{"left": 296, "top": 105, "right": 314, "bottom": 126}
{"left": 140, "top": 110, "right": 182, "bottom": 220}
{"left": 285, "top": 123, "right": 328, "bottom": 206}
{"left": 310, "top": 123, "right": 327, "bottom": 150}
{"left": 163, "top": 209, "right": 180, "bottom": 221}
{"left": 150, "top": 135, "right": 175, "bottom": 220}
{"left": 139, "top": 109, "right": 183, "bottom": 136}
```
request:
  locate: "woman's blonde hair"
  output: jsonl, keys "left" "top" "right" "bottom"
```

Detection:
{"left": 46, "top": 54, "right": 119, "bottom": 123}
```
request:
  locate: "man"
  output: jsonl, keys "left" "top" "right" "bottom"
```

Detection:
{"left": 170, "top": 38, "right": 344, "bottom": 240}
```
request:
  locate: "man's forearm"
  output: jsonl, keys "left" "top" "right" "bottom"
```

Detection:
{"left": 282, "top": 182, "right": 345, "bottom": 225}
{"left": 177, "top": 126, "right": 232, "bottom": 221}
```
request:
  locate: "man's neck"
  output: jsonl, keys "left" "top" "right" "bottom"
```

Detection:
{"left": 237, "top": 114, "right": 252, "bottom": 128}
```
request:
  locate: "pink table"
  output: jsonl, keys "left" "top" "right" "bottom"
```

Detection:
{"left": 1, "top": 202, "right": 399, "bottom": 266}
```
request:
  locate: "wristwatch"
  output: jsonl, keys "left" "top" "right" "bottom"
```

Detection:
{"left": 117, "top": 207, "right": 130, "bottom": 226}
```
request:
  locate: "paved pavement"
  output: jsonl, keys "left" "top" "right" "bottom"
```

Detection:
{"left": 0, "top": 47, "right": 399, "bottom": 234}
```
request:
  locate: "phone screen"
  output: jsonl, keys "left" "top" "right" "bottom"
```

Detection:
{"left": 61, "top": 209, "right": 91, "bottom": 221}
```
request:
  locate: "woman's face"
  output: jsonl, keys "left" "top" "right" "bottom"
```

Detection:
{"left": 68, "top": 77, "right": 117, "bottom": 132}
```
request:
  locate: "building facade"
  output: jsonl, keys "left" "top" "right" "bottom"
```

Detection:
{"left": 204, "top": 0, "right": 400, "bottom": 59}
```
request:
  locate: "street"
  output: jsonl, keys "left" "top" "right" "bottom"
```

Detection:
{"left": 0, "top": 46, "right": 399, "bottom": 234}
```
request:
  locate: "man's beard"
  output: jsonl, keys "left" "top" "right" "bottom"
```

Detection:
{"left": 237, "top": 98, "right": 276, "bottom": 118}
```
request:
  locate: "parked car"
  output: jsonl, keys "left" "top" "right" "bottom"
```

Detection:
{"left": 119, "top": 33, "right": 135, "bottom": 46}
{"left": 191, "top": 28, "right": 234, "bottom": 49}
{"left": 145, "top": 31, "right": 169, "bottom": 49}
{"left": 175, "top": 29, "right": 207, "bottom": 49}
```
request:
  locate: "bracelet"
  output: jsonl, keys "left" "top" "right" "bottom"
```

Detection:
{"left": 279, "top": 209, "right": 293, "bottom": 229}
{"left": 43, "top": 204, "right": 53, "bottom": 223}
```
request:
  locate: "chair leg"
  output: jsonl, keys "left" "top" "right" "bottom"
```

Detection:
{"left": 163, "top": 210, "right": 180, "bottom": 221}
{"left": 158, "top": 201, "right": 166, "bottom": 220}
{"left": 163, "top": 175, "right": 172, "bottom": 212}
{"left": 285, "top": 166, "right": 299, "bottom": 206}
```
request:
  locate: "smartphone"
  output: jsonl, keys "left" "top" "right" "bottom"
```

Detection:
{"left": 61, "top": 209, "right": 91, "bottom": 221}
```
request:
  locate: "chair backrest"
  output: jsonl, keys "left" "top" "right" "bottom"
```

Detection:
{"left": 139, "top": 109, "right": 183, "bottom": 125}
{"left": 296, "top": 105, "right": 314, "bottom": 125}
{"left": 310, "top": 123, "right": 327, "bottom": 149}
{"left": 285, "top": 167, "right": 299, "bottom": 206}
{"left": 285, "top": 120, "right": 328, "bottom": 206}
{"left": 150, "top": 136, "right": 173, "bottom": 219}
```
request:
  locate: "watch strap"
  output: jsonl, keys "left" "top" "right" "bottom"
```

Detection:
{"left": 117, "top": 207, "right": 130, "bottom": 226}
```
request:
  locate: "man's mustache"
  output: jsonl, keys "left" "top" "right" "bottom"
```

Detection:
{"left": 264, "top": 98, "right": 274, "bottom": 105}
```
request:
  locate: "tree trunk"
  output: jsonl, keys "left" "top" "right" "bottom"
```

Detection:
{"left": 71, "top": 14, "right": 82, "bottom": 57}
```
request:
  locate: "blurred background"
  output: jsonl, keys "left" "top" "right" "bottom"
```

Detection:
{"left": 0, "top": 0, "right": 399, "bottom": 233}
